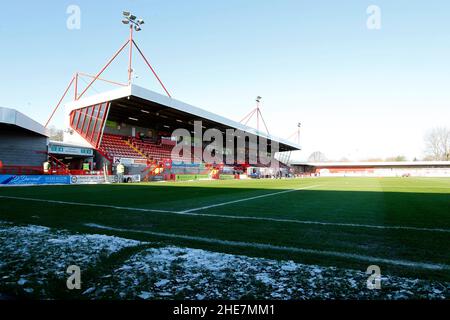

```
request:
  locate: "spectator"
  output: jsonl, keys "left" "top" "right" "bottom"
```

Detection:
{"left": 43, "top": 161, "right": 51, "bottom": 174}
{"left": 117, "top": 163, "right": 125, "bottom": 182}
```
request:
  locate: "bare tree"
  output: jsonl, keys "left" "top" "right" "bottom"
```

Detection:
{"left": 48, "top": 126, "right": 64, "bottom": 141}
{"left": 361, "top": 158, "right": 383, "bottom": 162}
{"left": 308, "top": 151, "right": 327, "bottom": 162}
{"left": 424, "top": 127, "right": 450, "bottom": 161}
{"left": 385, "top": 155, "right": 407, "bottom": 162}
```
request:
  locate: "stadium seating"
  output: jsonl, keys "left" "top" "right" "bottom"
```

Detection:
{"left": 100, "top": 134, "right": 142, "bottom": 159}
{"left": 130, "top": 137, "right": 193, "bottom": 163}
{"left": 100, "top": 134, "right": 225, "bottom": 164}
{"left": 100, "top": 134, "right": 193, "bottom": 163}
{"left": 131, "top": 138, "right": 171, "bottom": 159}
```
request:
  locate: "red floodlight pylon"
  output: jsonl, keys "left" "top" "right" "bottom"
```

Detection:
{"left": 76, "top": 39, "right": 131, "bottom": 101}
{"left": 286, "top": 122, "right": 301, "bottom": 144}
{"left": 239, "top": 96, "right": 270, "bottom": 135}
{"left": 133, "top": 40, "right": 172, "bottom": 98}
{"left": 77, "top": 72, "right": 128, "bottom": 88}
{"left": 45, "top": 11, "right": 172, "bottom": 128}
{"left": 45, "top": 75, "right": 76, "bottom": 128}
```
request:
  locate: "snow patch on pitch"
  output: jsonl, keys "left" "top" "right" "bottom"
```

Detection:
{"left": 0, "top": 221, "right": 142, "bottom": 297}
{"left": 0, "top": 221, "right": 447, "bottom": 300}
{"left": 86, "top": 246, "right": 450, "bottom": 300}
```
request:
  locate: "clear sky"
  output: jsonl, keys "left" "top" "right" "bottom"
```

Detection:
{"left": 1, "top": 1, "right": 449, "bottom": 161}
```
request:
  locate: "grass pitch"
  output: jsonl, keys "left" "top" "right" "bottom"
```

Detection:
{"left": 1, "top": 177, "right": 449, "bottom": 284}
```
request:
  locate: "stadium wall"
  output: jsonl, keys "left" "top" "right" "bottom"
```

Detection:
{"left": 316, "top": 167, "right": 450, "bottom": 177}
{"left": 292, "top": 162, "right": 450, "bottom": 177}
{"left": 0, "top": 130, "right": 47, "bottom": 167}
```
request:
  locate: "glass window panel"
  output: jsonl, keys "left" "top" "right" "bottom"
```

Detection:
{"left": 86, "top": 105, "right": 99, "bottom": 138}
{"left": 78, "top": 108, "right": 87, "bottom": 131}
{"left": 82, "top": 107, "right": 93, "bottom": 135}
{"left": 92, "top": 115, "right": 103, "bottom": 143}
{"left": 97, "top": 104, "right": 105, "bottom": 124}
{"left": 72, "top": 111, "right": 80, "bottom": 129}
{"left": 75, "top": 110, "right": 82, "bottom": 130}
{"left": 94, "top": 103, "right": 108, "bottom": 145}
{"left": 89, "top": 105, "right": 102, "bottom": 141}
{"left": 76, "top": 111, "right": 82, "bottom": 131}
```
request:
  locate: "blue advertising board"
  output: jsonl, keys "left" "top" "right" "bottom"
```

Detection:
{"left": 0, "top": 175, "right": 71, "bottom": 185}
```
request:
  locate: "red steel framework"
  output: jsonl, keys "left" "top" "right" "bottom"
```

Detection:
{"left": 239, "top": 98, "right": 270, "bottom": 135}
{"left": 45, "top": 22, "right": 172, "bottom": 129}
{"left": 286, "top": 124, "right": 301, "bottom": 145}
{"left": 43, "top": 17, "right": 295, "bottom": 170}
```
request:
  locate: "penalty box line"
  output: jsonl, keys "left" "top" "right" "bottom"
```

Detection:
{"left": 85, "top": 223, "right": 450, "bottom": 271}
{"left": 1, "top": 195, "right": 449, "bottom": 234}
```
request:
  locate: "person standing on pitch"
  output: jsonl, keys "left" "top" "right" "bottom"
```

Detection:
{"left": 43, "top": 160, "right": 51, "bottom": 174}
{"left": 117, "top": 162, "right": 125, "bottom": 183}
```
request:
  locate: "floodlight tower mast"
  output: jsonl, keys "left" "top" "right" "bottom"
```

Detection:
{"left": 286, "top": 122, "right": 301, "bottom": 145}
{"left": 256, "top": 96, "right": 261, "bottom": 133}
{"left": 45, "top": 11, "right": 172, "bottom": 128}
{"left": 239, "top": 96, "right": 270, "bottom": 135}
{"left": 122, "top": 11, "right": 144, "bottom": 84}
{"left": 128, "top": 22, "right": 133, "bottom": 83}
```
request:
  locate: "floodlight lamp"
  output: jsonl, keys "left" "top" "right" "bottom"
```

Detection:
{"left": 137, "top": 18, "right": 145, "bottom": 25}
{"left": 297, "top": 122, "right": 301, "bottom": 127}
{"left": 122, "top": 19, "right": 129, "bottom": 24}
{"left": 130, "top": 14, "right": 137, "bottom": 21}
{"left": 123, "top": 11, "right": 130, "bottom": 17}
{"left": 256, "top": 96, "right": 262, "bottom": 102}
{"left": 134, "top": 25, "right": 141, "bottom": 31}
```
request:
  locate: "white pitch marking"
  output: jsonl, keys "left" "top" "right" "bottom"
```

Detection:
{"left": 181, "top": 184, "right": 321, "bottom": 213}
{"left": 189, "top": 214, "right": 450, "bottom": 234}
{"left": 0, "top": 195, "right": 174, "bottom": 214}
{"left": 85, "top": 223, "right": 450, "bottom": 271}
{"left": 1, "top": 195, "right": 449, "bottom": 234}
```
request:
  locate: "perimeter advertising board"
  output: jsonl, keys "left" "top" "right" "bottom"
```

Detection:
{"left": 0, "top": 175, "right": 71, "bottom": 185}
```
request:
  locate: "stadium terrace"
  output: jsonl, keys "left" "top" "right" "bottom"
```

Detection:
{"left": 0, "top": 83, "right": 300, "bottom": 184}
{"left": 63, "top": 84, "right": 299, "bottom": 178}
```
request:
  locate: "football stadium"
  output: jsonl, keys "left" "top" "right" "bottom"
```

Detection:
{"left": 0, "top": 4, "right": 449, "bottom": 307}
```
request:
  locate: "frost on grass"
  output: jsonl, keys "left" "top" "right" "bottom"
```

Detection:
{"left": 0, "top": 222, "right": 141, "bottom": 297}
{"left": 88, "top": 246, "right": 449, "bottom": 300}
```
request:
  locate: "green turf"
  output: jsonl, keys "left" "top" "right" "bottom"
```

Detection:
{"left": 1, "top": 177, "right": 449, "bottom": 281}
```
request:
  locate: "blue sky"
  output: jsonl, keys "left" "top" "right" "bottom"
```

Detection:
{"left": 1, "top": 1, "right": 449, "bottom": 160}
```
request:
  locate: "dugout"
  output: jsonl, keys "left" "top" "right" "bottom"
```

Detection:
{"left": 48, "top": 141, "right": 95, "bottom": 172}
